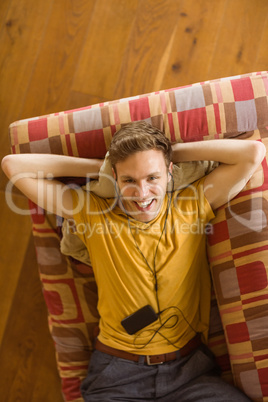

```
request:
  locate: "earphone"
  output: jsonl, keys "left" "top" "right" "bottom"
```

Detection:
{"left": 128, "top": 189, "right": 199, "bottom": 350}
{"left": 110, "top": 170, "right": 199, "bottom": 348}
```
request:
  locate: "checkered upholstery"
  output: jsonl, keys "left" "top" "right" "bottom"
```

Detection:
{"left": 9, "top": 72, "right": 268, "bottom": 401}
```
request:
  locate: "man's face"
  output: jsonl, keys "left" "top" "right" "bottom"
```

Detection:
{"left": 113, "top": 149, "right": 172, "bottom": 222}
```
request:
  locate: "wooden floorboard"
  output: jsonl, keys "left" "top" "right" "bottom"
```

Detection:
{"left": 20, "top": 0, "right": 97, "bottom": 118}
{"left": 207, "top": 0, "right": 268, "bottom": 80}
{"left": 113, "top": 0, "right": 185, "bottom": 98}
{"left": 155, "top": 0, "right": 228, "bottom": 89}
{"left": 0, "top": 192, "right": 32, "bottom": 345}
{"left": 1, "top": 0, "right": 268, "bottom": 400}
{"left": 0, "top": 234, "right": 63, "bottom": 402}
{"left": 72, "top": 0, "right": 140, "bottom": 100}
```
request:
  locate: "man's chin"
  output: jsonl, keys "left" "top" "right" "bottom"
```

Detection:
{"left": 126, "top": 207, "right": 160, "bottom": 223}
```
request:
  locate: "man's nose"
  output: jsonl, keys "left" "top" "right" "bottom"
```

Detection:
{"left": 135, "top": 181, "right": 149, "bottom": 198}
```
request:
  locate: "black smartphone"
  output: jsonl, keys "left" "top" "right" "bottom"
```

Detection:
{"left": 121, "top": 305, "right": 158, "bottom": 335}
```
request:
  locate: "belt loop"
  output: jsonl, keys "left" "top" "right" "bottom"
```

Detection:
{"left": 138, "top": 355, "right": 146, "bottom": 365}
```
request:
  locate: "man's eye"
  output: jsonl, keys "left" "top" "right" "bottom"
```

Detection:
{"left": 149, "top": 176, "right": 158, "bottom": 181}
{"left": 124, "top": 179, "right": 134, "bottom": 183}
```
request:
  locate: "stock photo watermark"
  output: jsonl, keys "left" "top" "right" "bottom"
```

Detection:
{"left": 4, "top": 170, "right": 267, "bottom": 235}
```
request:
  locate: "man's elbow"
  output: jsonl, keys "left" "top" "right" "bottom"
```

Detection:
{"left": 250, "top": 141, "right": 266, "bottom": 167}
{"left": 1, "top": 155, "right": 13, "bottom": 179}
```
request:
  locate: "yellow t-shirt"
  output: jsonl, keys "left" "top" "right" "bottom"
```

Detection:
{"left": 71, "top": 177, "right": 215, "bottom": 355}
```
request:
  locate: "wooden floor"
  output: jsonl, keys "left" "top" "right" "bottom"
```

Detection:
{"left": 0, "top": 0, "right": 268, "bottom": 400}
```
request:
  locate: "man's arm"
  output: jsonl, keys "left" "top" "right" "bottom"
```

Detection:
{"left": 1, "top": 154, "right": 103, "bottom": 219}
{"left": 171, "top": 139, "right": 266, "bottom": 210}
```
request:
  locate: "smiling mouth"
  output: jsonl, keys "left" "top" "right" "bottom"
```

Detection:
{"left": 134, "top": 199, "right": 155, "bottom": 210}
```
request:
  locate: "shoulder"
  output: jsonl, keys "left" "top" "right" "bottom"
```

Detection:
{"left": 174, "top": 177, "right": 207, "bottom": 200}
{"left": 70, "top": 187, "right": 118, "bottom": 216}
{"left": 173, "top": 177, "right": 215, "bottom": 222}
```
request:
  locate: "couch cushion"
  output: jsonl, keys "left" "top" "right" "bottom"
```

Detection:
{"left": 207, "top": 127, "right": 268, "bottom": 401}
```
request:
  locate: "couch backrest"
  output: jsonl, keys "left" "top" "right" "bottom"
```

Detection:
{"left": 10, "top": 72, "right": 268, "bottom": 157}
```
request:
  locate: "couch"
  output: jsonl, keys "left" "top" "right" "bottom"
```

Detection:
{"left": 8, "top": 72, "right": 268, "bottom": 401}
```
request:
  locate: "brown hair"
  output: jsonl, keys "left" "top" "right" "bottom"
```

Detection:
{"left": 108, "top": 121, "right": 172, "bottom": 171}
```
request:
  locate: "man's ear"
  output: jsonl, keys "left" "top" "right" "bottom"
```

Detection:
{"left": 168, "top": 162, "right": 173, "bottom": 182}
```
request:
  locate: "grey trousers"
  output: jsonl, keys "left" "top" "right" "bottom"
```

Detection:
{"left": 81, "top": 344, "right": 251, "bottom": 401}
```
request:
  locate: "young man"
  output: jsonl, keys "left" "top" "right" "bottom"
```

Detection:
{"left": 2, "top": 121, "right": 265, "bottom": 401}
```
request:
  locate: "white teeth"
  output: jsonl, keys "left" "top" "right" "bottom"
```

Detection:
{"left": 136, "top": 200, "right": 152, "bottom": 208}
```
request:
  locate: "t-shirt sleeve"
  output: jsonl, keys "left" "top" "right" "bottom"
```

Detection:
{"left": 69, "top": 187, "right": 89, "bottom": 245}
{"left": 176, "top": 177, "right": 215, "bottom": 224}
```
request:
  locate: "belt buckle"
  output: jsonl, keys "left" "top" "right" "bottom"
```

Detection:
{"left": 146, "top": 355, "right": 164, "bottom": 365}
